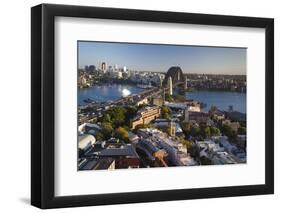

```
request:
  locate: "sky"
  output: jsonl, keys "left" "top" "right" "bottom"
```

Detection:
{"left": 78, "top": 41, "right": 246, "bottom": 75}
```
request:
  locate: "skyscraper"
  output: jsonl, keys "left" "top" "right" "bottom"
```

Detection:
{"left": 101, "top": 62, "right": 106, "bottom": 72}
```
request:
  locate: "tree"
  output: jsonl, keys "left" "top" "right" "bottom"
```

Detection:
{"left": 190, "top": 126, "right": 201, "bottom": 137}
{"left": 204, "top": 127, "right": 211, "bottom": 138}
{"left": 102, "top": 113, "right": 111, "bottom": 123}
{"left": 210, "top": 127, "right": 221, "bottom": 136}
{"left": 94, "top": 131, "right": 104, "bottom": 141}
{"left": 125, "top": 105, "right": 138, "bottom": 124}
{"left": 238, "top": 127, "right": 246, "bottom": 135}
{"left": 162, "top": 105, "right": 171, "bottom": 114}
{"left": 161, "top": 106, "right": 172, "bottom": 119}
{"left": 221, "top": 124, "right": 237, "bottom": 140}
{"left": 173, "top": 94, "right": 186, "bottom": 102}
{"left": 115, "top": 127, "right": 129, "bottom": 143}
{"left": 108, "top": 106, "right": 127, "bottom": 127}
{"left": 180, "top": 121, "right": 191, "bottom": 135}
{"left": 101, "top": 122, "right": 113, "bottom": 138}
{"left": 165, "top": 93, "right": 174, "bottom": 102}
{"left": 179, "top": 138, "right": 193, "bottom": 152}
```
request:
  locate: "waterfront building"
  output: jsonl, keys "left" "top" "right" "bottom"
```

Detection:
{"left": 131, "top": 106, "right": 161, "bottom": 129}
{"left": 184, "top": 104, "right": 202, "bottom": 122}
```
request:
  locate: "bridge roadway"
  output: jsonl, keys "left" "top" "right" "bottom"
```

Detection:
{"left": 81, "top": 86, "right": 164, "bottom": 110}
{"left": 79, "top": 81, "right": 185, "bottom": 124}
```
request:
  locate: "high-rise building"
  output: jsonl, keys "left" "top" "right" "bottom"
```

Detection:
{"left": 88, "top": 65, "right": 96, "bottom": 72}
{"left": 168, "top": 76, "right": 173, "bottom": 95}
{"left": 101, "top": 62, "right": 106, "bottom": 71}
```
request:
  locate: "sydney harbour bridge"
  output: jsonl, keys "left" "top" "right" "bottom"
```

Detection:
{"left": 97, "top": 66, "right": 187, "bottom": 106}
{"left": 117, "top": 66, "right": 188, "bottom": 104}
{"left": 162, "top": 66, "right": 187, "bottom": 90}
{"left": 79, "top": 66, "right": 188, "bottom": 124}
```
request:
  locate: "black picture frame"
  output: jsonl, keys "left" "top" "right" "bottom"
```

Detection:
{"left": 31, "top": 3, "right": 274, "bottom": 209}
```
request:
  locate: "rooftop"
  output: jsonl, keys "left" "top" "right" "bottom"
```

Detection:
{"left": 79, "top": 157, "right": 114, "bottom": 170}
{"left": 94, "top": 144, "right": 139, "bottom": 158}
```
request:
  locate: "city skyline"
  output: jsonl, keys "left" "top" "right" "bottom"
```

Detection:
{"left": 78, "top": 41, "right": 246, "bottom": 75}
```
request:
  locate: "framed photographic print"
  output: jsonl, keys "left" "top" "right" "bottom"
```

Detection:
{"left": 31, "top": 4, "right": 274, "bottom": 209}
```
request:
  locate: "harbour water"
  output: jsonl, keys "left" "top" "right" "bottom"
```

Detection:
{"left": 78, "top": 85, "right": 246, "bottom": 113}
{"left": 78, "top": 84, "right": 144, "bottom": 105}
{"left": 186, "top": 91, "right": 246, "bottom": 113}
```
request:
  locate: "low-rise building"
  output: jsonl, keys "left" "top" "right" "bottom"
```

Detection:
{"left": 131, "top": 106, "right": 161, "bottom": 129}
{"left": 209, "top": 108, "right": 225, "bottom": 120}
{"left": 137, "top": 128, "right": 197, "bottom": 166}
{"left": 78, "top": 157, "right": 115, "bottom": 170}
{"left": 79, "top": 143, "right": 140, "bottom": 170}
{"left": 78, "top": 134, "right": 96, "bottom": 152}
{"left": 152, "top": 97, "right": 164, "bottom": 106}
{"left": 185, "top": 111, "right": 210, "bottom": 123}
{"left": 153, "top": 120, "right": 183, "bottom": 135}
{"left": 212, "top": 152, "right": 240, "bottom": 165}
{"left": 136, "top": 98, "right": 148, "bottom": 106}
